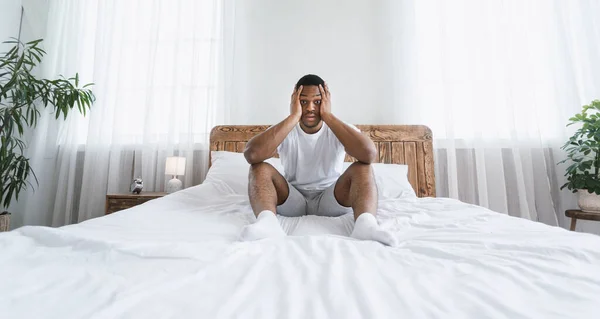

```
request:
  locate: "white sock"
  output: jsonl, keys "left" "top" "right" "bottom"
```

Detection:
{"left": 240, "top": 210, "right": 286, "bottom": 241}
{"left": 351, "top": 213, "right": 397, "bottom": 246}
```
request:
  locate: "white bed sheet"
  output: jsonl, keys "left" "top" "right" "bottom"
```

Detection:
{"left": 1, "top": 181, "right": 600, "bottom": 319}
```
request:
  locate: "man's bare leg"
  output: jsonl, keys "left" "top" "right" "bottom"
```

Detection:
{"left": 248, "top": 162, "right": 289, "bottom": 216}
{"left": 240, "top": 162, "right": 289, "bottom": 241}
{"left": 334, "top": 162, "right": 396, "bottom": 246}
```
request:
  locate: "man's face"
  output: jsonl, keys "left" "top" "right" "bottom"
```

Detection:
{"left": 299, "top": 85, "right": 322, "bottom": 128}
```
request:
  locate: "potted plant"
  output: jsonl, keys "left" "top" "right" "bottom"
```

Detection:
{"left": 560, "top": 99, "right": 600, "bottom": 212}
{"left": 0, "top": 38, "right": 94, "bottom": 231}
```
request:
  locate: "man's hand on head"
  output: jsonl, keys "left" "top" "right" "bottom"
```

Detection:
{"left": 319, "top": 83, "right": 332, "bottom": 121}
{"left": 245, "top": 84, "right": 304, "bottom": 164}
{"left": 290, "top": 85, "right": 303, "bottom": 122}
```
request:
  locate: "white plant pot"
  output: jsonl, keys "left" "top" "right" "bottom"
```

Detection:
{"left": 577, "top": 189, "right": 600, "bottom": 212}
{"left": 0, "top": 212, "right": 9, "bottom": 232}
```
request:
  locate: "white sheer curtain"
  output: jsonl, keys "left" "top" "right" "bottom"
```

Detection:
{"left": 10, "top": 0, "right": 227, "bottom": 227}
{"left": 387, "top": 0, "right": 600, "bottom": 230}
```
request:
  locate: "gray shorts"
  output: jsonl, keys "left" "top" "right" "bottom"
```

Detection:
{"left": 277, "top": 181, "right": 353, "bottom": 217}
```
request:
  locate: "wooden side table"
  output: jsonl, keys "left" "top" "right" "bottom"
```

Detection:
{"left": 565, "top": 209, "right": 600, "bottom": 231}
{"left": 105, "top": 192, "right": 167, "bottom": 215}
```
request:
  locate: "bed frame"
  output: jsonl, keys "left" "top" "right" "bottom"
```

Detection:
{"left": 209, "top": 125, "right": 436, "bottom": 197}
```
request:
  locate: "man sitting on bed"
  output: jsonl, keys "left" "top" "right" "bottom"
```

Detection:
{"left": 240, "top": 74, "right": 395, "bottom": 246}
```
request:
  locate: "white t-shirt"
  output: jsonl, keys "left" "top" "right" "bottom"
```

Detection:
{"left": 277, "top": 122, "right": 359, "bottom": 191}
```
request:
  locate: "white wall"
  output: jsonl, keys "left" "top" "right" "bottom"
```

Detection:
{"left": 0, "top": 0, "right": 22, "bottom": 51}
{"left": 0, "top": 0, "right": 48, "bottom": 52}
{"left": 227, "top": 0, "right": 398, "bottom": 126}
{"left": 20, "top": 0, "right": 49, "bottom": 43}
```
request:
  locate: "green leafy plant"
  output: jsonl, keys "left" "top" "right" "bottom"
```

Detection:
{"left": 0, "top": 38, "right": 94, "bottom": 208}
{"left": 560, "top": 99, "right": 600, "bottom": 194}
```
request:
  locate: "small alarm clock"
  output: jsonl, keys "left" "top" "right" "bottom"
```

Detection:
{"left": 130, "top": 177, "right": 143, "bottom": 194}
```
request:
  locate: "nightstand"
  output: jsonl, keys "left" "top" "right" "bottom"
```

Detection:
{"left": 565, "top": 209, "right": 600, "bottom": 231}
{"left": 105, "top": 192, "right": 167, "bottom": 215}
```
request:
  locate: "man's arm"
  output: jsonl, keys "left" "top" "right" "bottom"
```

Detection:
{"left": 244, "top": 86, "right": 303, "bottom": 164}
{"left": 319, "top": 84, "right": 377, "bottom": 164}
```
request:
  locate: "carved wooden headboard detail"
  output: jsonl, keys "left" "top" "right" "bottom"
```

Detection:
{"left": 209, "top": 125, "right": 435, "bottom": 197}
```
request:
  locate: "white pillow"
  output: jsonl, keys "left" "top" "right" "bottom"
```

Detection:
{"left": 343, "top": 162, "right": 417, "bottom": 199}
{"left": 206, "top": 151, "right": 416, "bottom": 199}
{"left": 205, "top": 151, "right": 284, "bottom": 195}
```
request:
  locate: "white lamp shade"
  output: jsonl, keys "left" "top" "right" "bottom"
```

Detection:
{"left": 165, "top": 156, "right": 186, "bottom": 176}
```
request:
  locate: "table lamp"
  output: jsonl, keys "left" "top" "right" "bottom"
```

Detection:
{"left": 165, "top": 156, "right": 186, "bottom": 193}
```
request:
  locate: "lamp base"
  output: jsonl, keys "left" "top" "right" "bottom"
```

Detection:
{"left": 166, "top": 177, "right": 183, "bottom": 193}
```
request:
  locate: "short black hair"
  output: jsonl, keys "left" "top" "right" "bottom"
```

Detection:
{"left": 295, "top": 74, "right": 324, "bottom": 89}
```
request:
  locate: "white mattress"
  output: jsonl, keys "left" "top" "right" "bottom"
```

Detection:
{"left": 1, "top": 181, "right": 600, "bottom": 318}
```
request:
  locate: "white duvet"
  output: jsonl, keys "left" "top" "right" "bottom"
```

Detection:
{"left": 1, "top": 181, "right": 600, "bottom": 319}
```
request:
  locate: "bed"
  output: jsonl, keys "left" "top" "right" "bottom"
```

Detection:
{"left": 209, "top": 125, "right": 436, "bottom": 197}
{"left": 1, "top": 125, "right": 600, "bottom": 319}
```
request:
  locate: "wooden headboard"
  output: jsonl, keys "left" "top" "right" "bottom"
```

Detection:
{"left": 209, "top": 125, "right": 436, "bottom": 197}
